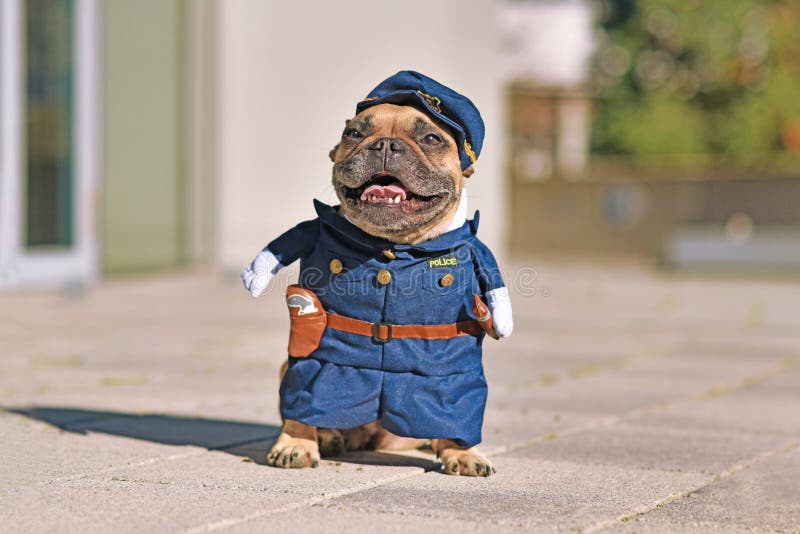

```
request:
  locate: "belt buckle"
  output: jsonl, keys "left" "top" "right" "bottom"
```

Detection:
{"left": 372, "top": 322, "right": 392, "bottom": 343}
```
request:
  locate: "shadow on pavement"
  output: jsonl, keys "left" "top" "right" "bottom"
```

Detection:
{"left": 4, "top": 406, "right": 441, "bottom": 471}
{"left": 4, "top": 406, "right": 281, "bottom": 449}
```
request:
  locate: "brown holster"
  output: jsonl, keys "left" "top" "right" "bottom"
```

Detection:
{"left": 286, "top": 285, "right": 328, "bottom": 357}
{"left": 285, "top": 284, "right": 498, "bottom": 357}
{"left": 472, "top": 294, "right": 500, "bottom": 340}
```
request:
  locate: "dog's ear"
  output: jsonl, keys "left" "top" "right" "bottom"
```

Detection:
{"left": 329, "top": 143, "right": 340, "bottom": 162}
{"left": 462, "top": 166, "right": 474, "bottom": 178}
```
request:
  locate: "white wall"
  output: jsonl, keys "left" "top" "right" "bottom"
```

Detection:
{"left": 216, "top": 0, "right": 506, "bottom": 271}
{"left": 499, "top": 0, "right": 595, "bottom": 86}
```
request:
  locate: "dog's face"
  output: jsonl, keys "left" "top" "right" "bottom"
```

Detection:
{"left": 330, "top": 104, "right": 472, "bottom": 244}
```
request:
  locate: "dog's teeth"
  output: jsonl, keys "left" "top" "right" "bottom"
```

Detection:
{"left": 394, "top": 195, "right": 401, "bottom": 204}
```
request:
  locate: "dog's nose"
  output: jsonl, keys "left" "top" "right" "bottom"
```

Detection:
{"left": 368, "top": 138, "right": 405, "bottom": 152}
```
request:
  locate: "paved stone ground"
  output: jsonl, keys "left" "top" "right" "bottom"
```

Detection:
{"left": 1, "top": 263, "right": 798, "bottom": 533}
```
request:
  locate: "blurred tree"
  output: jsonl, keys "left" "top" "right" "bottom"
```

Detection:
{"left": 592, "top": 0, "right": 800, "bottom": 168}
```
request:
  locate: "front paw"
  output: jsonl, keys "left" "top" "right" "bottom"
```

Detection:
{"left": 266, "top": 432, "right": 320, "bottom": 468}
{"left": 438, "top": 445, "right": 495, "bottom": 477}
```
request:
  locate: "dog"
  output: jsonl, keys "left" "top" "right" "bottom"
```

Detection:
{"left": 241, "top": 71, "right": 513, "bottom": 476}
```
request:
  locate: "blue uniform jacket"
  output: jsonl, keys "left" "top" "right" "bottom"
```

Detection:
{"left": 268, "top": 200, "right": 505, "bottom": 447}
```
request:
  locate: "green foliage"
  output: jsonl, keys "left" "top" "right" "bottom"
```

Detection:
{"left": 593, "top": 0, "right": 800, "bottom": 166}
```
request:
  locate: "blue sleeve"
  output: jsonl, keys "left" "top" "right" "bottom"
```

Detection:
{"left": 266, "top": 218, "right": 320, "bottom": 266}
{"left": 470, "top": 238, "right": 506, "bottom": 295}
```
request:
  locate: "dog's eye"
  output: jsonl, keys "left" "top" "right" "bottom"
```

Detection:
{"left": 423, "top": 133, "right": 442, "bottom": 145}
{"left": 344, "top": 129, "right": 363, "bottom": 139}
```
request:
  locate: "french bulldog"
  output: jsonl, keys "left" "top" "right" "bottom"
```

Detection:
{"left": 242, "top": 71, "right": 513, "bottom": 476}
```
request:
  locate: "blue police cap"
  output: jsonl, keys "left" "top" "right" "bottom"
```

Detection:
{"left": 355, "top": 71, "right": 484, "bottom": 171}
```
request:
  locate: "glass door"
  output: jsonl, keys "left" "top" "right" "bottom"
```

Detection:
{"left": 0, "top": 0, "right": 99, "bottom": 289}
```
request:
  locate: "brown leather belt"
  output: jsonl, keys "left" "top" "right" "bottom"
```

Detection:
{"left": 326, "top": 312, "right": 483, "bottom": 343}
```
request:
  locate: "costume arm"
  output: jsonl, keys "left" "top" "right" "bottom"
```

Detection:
{"left": 486, "top": 286, "right": 513, "bottom": 338}
{"left": 241, "top": 218, "right": 320, "bottom": 297}
{"left": 472, "top": 240, "right": 514, "bottom": 338}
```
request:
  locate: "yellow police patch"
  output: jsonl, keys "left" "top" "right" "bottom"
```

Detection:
{"left": 428, "top": 256, "right": 459, "bottom": 268}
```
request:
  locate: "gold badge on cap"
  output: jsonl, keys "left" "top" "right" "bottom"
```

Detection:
{"left": 416, "top": 90, "right": 442, "bottom": 113}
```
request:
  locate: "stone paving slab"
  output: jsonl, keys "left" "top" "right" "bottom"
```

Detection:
{"left": 489, "top": 369, "right": 746, "bottom": 421}
{"left": 0, "top": 411, "right": 205, "bottom": 495}
{"left": 605, "top": 445, "right": 800, "bottom": 533}
{"left": 80, "top": 448, "right": 426, "bottom": 497}
{"left": 295, "top": 456, "right": 709, "bottom": 533}
{"left": 0, "top": 475, "right": 302, "bottom": 534}
{"left": 506, "top": 421, "right": 788, "bottom": 475}
{"left": 617, "top": 373, "right": 800, "bottom": 439}
{"left": 481, "top": 406, "right": 602, "bottom": 450}
{"left": 226, "top": 506, "right": 531, "bottom": 534}
{"left": 0, "top": 450, "right": 428, "bottom": 534}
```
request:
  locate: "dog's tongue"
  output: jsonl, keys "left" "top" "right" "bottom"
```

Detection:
{"left": 361, "top": 182, "right": 407, "bottom": 200}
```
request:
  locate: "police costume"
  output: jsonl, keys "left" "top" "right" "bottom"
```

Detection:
{"left": 251, "top": 71, "right": 507, "bottom": 448}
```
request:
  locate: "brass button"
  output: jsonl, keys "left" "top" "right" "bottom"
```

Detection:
{"left": 382, "top": 249, "right": 396, "bottom": 260}
{"left": 439, "top": 273, "right": 455, "bottom": 287}
{"left": 376, "top": 269, "right": 392, "bottom": 285}
{"left": 329, "top": 258, "right": 343, "bottom": 274}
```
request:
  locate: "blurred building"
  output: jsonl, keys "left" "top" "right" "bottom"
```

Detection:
{"left": 0, "top": 0, "right": 505, "bottom": 290}
{"left": 498, "top": 0, "right": 597, "bottom": 253}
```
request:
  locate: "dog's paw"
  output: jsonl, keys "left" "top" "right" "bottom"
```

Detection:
{"left": 438, "top": 446, "right": 495, "bottom": 477}
{"left": 266, "top": 433, "right": 320, "bottom": 469}
{"left": 317, "top": 428, "right": 346, "bottom": 457}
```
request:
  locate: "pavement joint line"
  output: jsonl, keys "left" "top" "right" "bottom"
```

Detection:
{"left": 180, "top": 468, "right": 426, "bottom": 534}
{"left": 579, "top": 438, "right": 800, "bottom": 534}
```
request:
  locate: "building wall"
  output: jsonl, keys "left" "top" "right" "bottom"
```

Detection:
{"left": 102, "top": 0, "right": 187, "bottom": 273}
{"left": 215, "top": 1, "right": 506, "bottom": 271}
{"left": 509, "top": 177, "right": 800, "bottom": 263}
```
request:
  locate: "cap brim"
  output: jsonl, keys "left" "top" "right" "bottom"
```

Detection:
{"left": 356, "top": 91, "right": 467, "bottom": 143}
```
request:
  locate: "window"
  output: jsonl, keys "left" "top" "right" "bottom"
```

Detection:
{"left": 25, "top": 0, "right": 74, "bottom": 247}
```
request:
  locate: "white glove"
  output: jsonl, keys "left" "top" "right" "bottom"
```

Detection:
{"left": 486, "top": 286, "right": 513, "bottom": 338}
{"left": 241, "top": 249, "right": 282, "bottom": 297}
